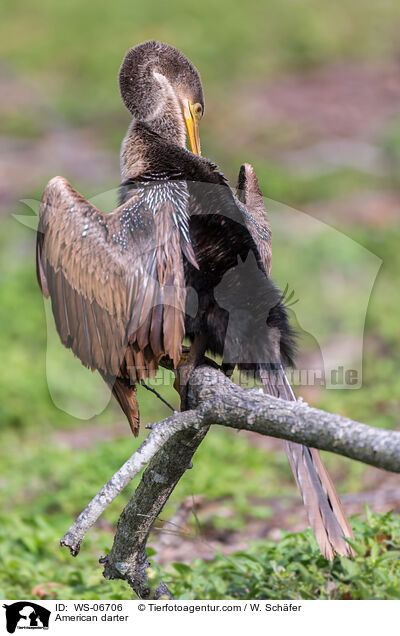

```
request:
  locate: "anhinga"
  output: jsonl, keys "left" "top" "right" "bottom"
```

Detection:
{"left": 36, "top": 40, "right": 354, "bottom": 560}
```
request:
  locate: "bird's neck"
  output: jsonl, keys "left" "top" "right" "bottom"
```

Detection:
{"left": 120, "top": 113, "right": 186, "bottom": 181}
{"left": 120, "top": 123, "right": 149, "bottom": 181}
{"left": 120, "top": 70, "right": 188, "bottom": 180}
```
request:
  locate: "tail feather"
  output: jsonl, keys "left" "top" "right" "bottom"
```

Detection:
{"left": 112, "top": 378, "right": 140, "bottom": 436}
{"left": 259, "top": 364, "right": 354, "bottom": 560}
{"left": 101, "top": 374, "right": 140, "bottom": 436}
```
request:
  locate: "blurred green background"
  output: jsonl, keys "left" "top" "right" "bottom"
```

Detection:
{"left": 1, "top": 0, "right": 400, "bottom": 600}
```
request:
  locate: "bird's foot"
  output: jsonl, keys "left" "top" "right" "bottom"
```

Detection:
{"left": 174, "top": 335, "right": 208, "bottom": 411}
{"left": 173, "top": 361, "right": 193, "bottom": 411}
{"left": 221, "top": 362, "right": 235, "bottom": 378}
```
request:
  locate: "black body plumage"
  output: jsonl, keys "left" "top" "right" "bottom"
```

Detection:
{"left": 118, "top": 123, "right": 296, "bottom": 370}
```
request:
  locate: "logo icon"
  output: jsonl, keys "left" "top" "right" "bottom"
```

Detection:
{"left": 3, "top": 602, "right": 51, "bottom": 633}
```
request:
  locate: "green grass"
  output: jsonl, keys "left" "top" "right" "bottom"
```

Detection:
{"left": 2, "top": 509, "right": 400, "bottom": 599}
{"left": 1, "top": 0, "right": 399, "bottom": 134}
{"left": 153, "top": 510, "right": 400, "bottom": 600}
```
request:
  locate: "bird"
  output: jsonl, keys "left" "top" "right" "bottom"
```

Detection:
{"left": 36, "top": 40, "right": 354, "bottom": 560}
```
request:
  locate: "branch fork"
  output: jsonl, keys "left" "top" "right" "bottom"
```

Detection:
{"left": 60, "top": 364, "right": 400, "bottom": 597}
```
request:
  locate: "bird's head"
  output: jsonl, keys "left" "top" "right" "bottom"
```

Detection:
{"left": 119, "top": 40, "right": 204, "bottom": 155}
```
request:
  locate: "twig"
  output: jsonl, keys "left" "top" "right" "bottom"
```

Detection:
{"left": 140, "top": 379, "right": 175, "bottom": 412}
{"left": 153, "top": 495, "right": 205, "bottom": 558}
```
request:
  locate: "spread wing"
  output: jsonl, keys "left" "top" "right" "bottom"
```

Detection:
{"left": 37, "top": 176, "right": 189, "bottom": 383}
{"left": 235, "top": 165, "right": 354, "bottom": 559}
{"left": 235, "top": 162, "right": 272, "bottom": 275}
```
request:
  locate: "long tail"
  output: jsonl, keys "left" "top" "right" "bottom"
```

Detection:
{"left": 260, "top": 364, "right": 354, "bottom": 560}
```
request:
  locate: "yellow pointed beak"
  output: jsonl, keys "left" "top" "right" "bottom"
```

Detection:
{"left": 183, "top": 101, "right": 201, "bottom": 156}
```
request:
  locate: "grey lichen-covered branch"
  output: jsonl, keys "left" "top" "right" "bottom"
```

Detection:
{"left": 60, "top": 410, "right": 202, "bottom": 557}
{"left": 61, "top": 363, "right": 400, "bottom": 598}
{"left": 102, "top": 424, "right": 209, "bottom": 598}
{"left": 187, "top": 366, "right": 400, "bottom": 473}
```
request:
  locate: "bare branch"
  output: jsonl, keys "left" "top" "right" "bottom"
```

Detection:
{"left": 101, "top": 424, "right": 209, "bottom": 598}
{"left": 187, "top": 365, "right": 400, "bottom": 473}
{"left": 61, "top": 363, "right": 400, "bottom": 597}
{"left": 61, "top": 409, "right": 202, "bottom": 556}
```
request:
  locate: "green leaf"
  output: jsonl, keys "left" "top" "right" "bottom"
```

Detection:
{"left": 340, "top": 557, "right": 361, "bottom": 579}
{"left": 172, "top": 563, "right": 192, "bottom": 576}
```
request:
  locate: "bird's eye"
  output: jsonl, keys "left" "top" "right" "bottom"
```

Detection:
{"left": 192, "top": 103, "right": 203, "bottom": 120}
